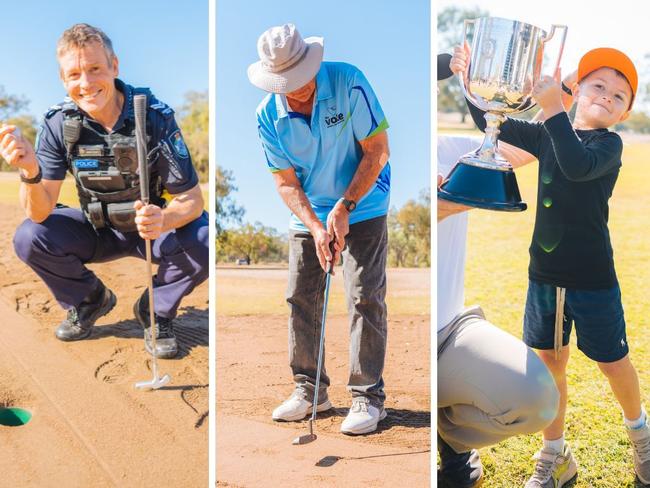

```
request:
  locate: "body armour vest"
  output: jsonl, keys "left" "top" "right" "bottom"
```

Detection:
{"left": 52, "top": 87, "right": 165, "bottom": 233}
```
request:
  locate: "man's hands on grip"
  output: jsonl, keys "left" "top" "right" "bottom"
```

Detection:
{"left": 324, "top": 201, "right": 349, "bottom": 273}
{"left": 0, "top": 125, "right": 39, "bottom": 177}
{"left": 134, "top": 200, "right": 164, "bottom": 240}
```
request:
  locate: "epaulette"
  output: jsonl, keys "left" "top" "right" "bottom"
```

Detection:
{"left": 45, "top": 98, "right": 80, "bottom": 119}
{"left": 150, "top": 100, "right": 175, "bottom": 117}
{"left": 132, "top": 86, "right": 174, "bottom": 118}
{"left": 44, "top": 104, "right": 63, "bottom": 119}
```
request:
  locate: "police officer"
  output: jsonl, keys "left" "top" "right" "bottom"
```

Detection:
{"left": 248, "top": 24, "right": 391, "bottom": 435}
{"left": 0, "top": 23, "right": 208, "bottom": 359}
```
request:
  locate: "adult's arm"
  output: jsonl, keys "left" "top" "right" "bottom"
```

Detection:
{"left": 0, "top": 125, "right": 63, "bottom": 222}
{"left": 272, "top": 168, "right": 333, "bottom": 270}
{"left": 326, "top": 130, "right": 390, "bottom": 254}
{"left": 134, "top": 183, "right": 204, "bottom": 240}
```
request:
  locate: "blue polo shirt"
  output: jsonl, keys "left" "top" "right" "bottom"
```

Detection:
{"left": 35, "top": 79, "right": 198, "bottom": 195}
{"left": 256, "top": 61, "right": 391, "bottom": 231}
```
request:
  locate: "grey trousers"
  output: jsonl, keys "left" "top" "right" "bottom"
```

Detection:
{"left": 438, "top": 306, "right": 559, "bottom": 453}
{"left": 287, "top": 216, "right": 388, "bottom": 407}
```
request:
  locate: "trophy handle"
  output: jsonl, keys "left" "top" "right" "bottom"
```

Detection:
{"left": 457, "top": 18, "right": 476, "bottom": 98}
{"left": 541, "top": 24, "right": 568, "bottom": 77}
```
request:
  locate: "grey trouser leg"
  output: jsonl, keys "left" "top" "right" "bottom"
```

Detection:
{"left": 438, "top": 306, "right": 559, "bottom": 453}
{"left": 342, "top": 216, "right": 387, "bottom": 406}
{"left": 287, "top": 216, "right": 388, "bottom": 407}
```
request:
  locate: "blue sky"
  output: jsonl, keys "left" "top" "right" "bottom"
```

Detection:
{"left": 217, "top": 0, "right": 431, "bottom": 231}
{"left": 0, "top": 0, "right": 208, "bottom": 119}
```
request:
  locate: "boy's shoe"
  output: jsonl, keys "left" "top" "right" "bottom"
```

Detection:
{"left": 437, "top": 434, "right": 483, "bottom": 488}
{"left": 56, "top": 282, "right": 116, "bottom": 341}
{"left": 627, "top": 422, "right": 650, "bottom": 484}
{"left": 525, "top": 443, "right": 578, "bottom": 488}
{"left": 272, "top": 389, "right": 332, "bottom": 421}
{"left": 133, "top": 291, "right": 178, "bottom": 359}
{"left": 340, "top": 397, "right": 387, "bottom": 435}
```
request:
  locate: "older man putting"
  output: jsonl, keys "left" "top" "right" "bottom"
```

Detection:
{"left": 248, "top": 23, "right": 391, "bottom": 435}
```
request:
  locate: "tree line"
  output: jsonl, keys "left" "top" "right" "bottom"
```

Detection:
{"left": 216, "top": 169, "right": 430, "bottom": 267}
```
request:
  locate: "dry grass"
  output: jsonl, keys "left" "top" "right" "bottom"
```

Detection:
{"left": 216, "top": 267, "right": 430, "bottom": 317}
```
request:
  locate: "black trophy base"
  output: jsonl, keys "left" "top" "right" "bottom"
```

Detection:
{"left": 438, "top": 159, "right": 527, "bottom": 212}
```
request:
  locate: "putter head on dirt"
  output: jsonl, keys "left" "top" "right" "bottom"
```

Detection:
{"left": 135, "top": 373, "right": 171, "bottom": 390}
{"left": 292, "top": 433, "right": 317, "bottom": 445}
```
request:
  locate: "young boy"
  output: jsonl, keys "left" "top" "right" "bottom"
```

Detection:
{"left": 450, "top": 46, "right": 650, "bottom": 487}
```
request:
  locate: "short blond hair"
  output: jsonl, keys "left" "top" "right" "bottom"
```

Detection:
{"left": 57, "top": 23, "right": 115, "bottom": 61}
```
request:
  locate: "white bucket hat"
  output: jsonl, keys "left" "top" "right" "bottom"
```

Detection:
{"left": 247, "top": 23, "right": 324, "bottom": 94}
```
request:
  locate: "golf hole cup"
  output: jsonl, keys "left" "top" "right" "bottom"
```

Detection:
{"left": 0, "top": 407, "right": 32, "bottom": 427}
{"left": 438, "top": 17, "right": 567, "bottom": 211}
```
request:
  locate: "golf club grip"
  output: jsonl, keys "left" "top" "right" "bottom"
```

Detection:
{"left": 134, "top": 94, "right": 149, "bottom": 204}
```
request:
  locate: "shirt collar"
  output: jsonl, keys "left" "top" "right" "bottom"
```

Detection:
{"left": 112, "top": 79, "right": 133, "bottom": 131}
{"left": 315, "top": 64, "right": 333, "bottom": 102}
{"left": 274, "top": 92, "right": 289, "bottom": 119}
{"left": 79, "top": 78, "right": 132, "bottom": 132}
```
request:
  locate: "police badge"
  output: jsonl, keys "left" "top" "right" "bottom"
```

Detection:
{"left": 169, "top": 130, "right": 189, "bottom": 159}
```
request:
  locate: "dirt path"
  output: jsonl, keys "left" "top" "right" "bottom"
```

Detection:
{"left": 216, "top": 266, "right": 431, "bottom": 487}
{"left": 216, "top": 414, "right": 430, "bottom": 487}
{"left": 0, "top": 203, "right": 208, "bottom": 487}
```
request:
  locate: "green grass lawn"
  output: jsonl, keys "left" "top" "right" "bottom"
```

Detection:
{"left": 462, "top": 141, "right": 650, "bottom": 487}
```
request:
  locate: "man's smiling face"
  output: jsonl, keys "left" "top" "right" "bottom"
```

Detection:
{"left": 58, "top": 41, "right": 119, "bottom": 120}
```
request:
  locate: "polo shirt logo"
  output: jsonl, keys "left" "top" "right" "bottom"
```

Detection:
{"left": 325, "top": 106, "right": 345, "bottom": 127}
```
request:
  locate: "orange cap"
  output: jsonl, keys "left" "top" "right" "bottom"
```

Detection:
{"left": 578, "top": 47, "right": 638, "bottom": 108}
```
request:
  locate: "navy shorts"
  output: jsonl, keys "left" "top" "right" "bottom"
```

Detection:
{"left": 523, "top": 279, "right": 628, "bottom": 362}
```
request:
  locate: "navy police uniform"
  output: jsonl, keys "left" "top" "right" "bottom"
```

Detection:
{"left": 13, "top": 79, "right": 208, "bottom": 320}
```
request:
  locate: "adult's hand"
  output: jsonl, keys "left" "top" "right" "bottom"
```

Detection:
{"left": 0, "top": 125, "right": 39, "bottom": 177}
{"left": 134, "top": 200, "right": 164, "bottom": 240}
{"left": 326, "top": 201, "right": 349, "bottom": 268}
{"left": 313, "top": 226, "right": 335, "bottom": 274}
{"left": 437, "top": 174, "right": 471, "bottom": 222}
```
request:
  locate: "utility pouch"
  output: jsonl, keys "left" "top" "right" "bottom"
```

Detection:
{"left": 107, "top": 202, "right": 137, "bottom": 232}
{"left": 77, "top": 167, "right": 126, "bottom": 192}
{"left": 86, "top": 201, "right": 106, "bottom": 229}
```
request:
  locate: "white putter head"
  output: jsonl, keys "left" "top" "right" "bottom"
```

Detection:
{"left": 135, "top": 372, "right": 171, "bottom": 390}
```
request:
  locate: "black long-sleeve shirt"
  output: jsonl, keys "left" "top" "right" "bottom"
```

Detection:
{"left": 468, "top": 102, "right": 622, "bottom": 289}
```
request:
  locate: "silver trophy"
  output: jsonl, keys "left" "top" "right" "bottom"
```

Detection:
{"left": 439, "top": 17, "right": 567, "bottom": 211}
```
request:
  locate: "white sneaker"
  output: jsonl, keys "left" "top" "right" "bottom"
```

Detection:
{"left": 272, "top": 391, "right": 332, "bottom": 422}
{"left": 340, "top": 397, "right": 387, "bottom": 435}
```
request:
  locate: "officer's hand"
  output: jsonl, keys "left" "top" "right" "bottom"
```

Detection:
{"left": 0, "top": 125, "right": 38, "bottom": 175}
{"left": 313, "top": 226, "right": 335, "bottom": 274}
{"left": 134, "top": 200, "right": 164, "bottom": 240}
{"left": 326, "top": 202, "right": 349, "bottom": 268}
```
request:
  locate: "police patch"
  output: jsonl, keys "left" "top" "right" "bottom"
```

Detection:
{"left": 169, "top": 130, "right": 189, "bottom": 159}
